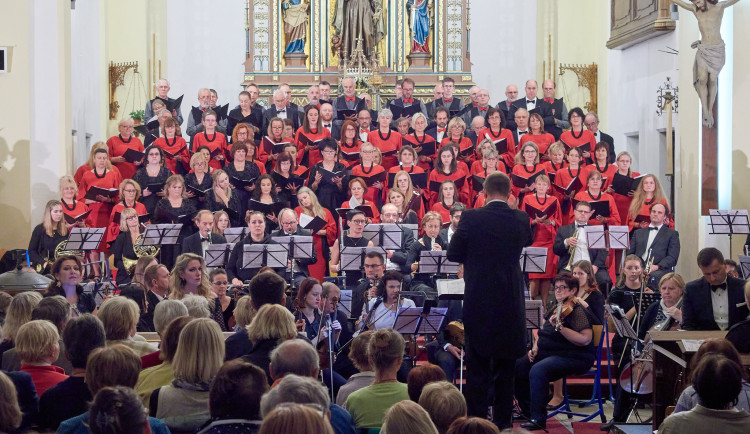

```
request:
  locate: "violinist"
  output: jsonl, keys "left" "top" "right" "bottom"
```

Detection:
{"left": 362, "top": 270, "right": 415, "bottom": 332}
{"left": 321, "top": 282, "right": 355, "bottom": 378}
{"left": 350, "top": 251, "right": 386, "bottom": 322}
{"left": 291, "top": 277, "right": 325, "bottom": 344}
{"left": 571, "top": 260, "right": 605, "bottom": 324}
{"left": 514, "top": 273, "right": 595, "bottom": 431}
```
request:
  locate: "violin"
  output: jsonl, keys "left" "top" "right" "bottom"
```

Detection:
{"left": 445, "top": 321, "right": 465, "bottom": 348}
{"left": 553, "top": 296, "right": 579, "bottom": 331}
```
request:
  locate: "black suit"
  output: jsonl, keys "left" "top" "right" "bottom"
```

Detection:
{"left": 427, "top": 97, "right": 465, "bottom": 118}
{"left": 388, "top": 225, "right": 416, "bottom": 275}
{"left": 627, "top": 225, "right": 680, "bottom": 289}
{"left": 553, "top": 224, "right": 611, "bottom": 288}
{"left": 425, "top": 125, "right": 447, "bottom": 147}
{"left": 262, "top": 104, "right": 300, "bottom": 133}
{"left": 447, "top": 200, "right": 533, "bottom": 428}
{"left": 496, "top": 100, "right": 518, "bottom": 130}
{"left": 594, "top": 131, "right": 616, "bottom": 164}
{"left": 110, "top": 231, "right": 137, "bottom": 285}
{"left": 227, "top": 106, "right": 264, "bottom": 142}
{"left": 511, "top": 97, "right": 555, "bottom": 131}
{"left": 681, "top": 275, "right": 749, "bottom": 331}
{"left": 271, "top": 227, "right": 317, "bottom": 285}
{"left": 511, "top": 128, "right": 530, "bottom": 148}
{"left": 181, "top": 231, "right": 228, "bottom": 257}
{"left": 389, "top": 98, "right": 428, "bottom": 118}
{"left": 332, "top": 95, "right": 367, "bottom": 126}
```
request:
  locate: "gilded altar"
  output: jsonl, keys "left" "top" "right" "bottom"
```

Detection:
{"left": 242, "top": 0, "right": 474, "bottom": 107}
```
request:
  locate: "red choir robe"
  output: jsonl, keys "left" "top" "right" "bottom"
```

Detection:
{"left": 610, "top": 170, "right": 641, "bottom": 230}
{"left": 153, "top": 136, "right": 190, "bottom": 174}
{"left": 440, "top": 136, "right": 475, "bottom": 165}
{"left": 339, "top": 140, "right": 362, "bottom": 169}
{"left": 77, "top": 168, "right": 123, "bottom": 229}
{"left": 296, "top": 128, "right": 331, "bottom": 168}
{"left": 60, "top": 199, "right": 89, "bottom": 223}
{"left": 478, "top": 127, "right": 516, "bottom": 170}
{"left": 368, "top": 129, "right": 402, "bottom": 171}
{"left": 580, "top": 163, "right": 618, "bottom": 190}
{"left": 519, "top": 133, "right": 556, "bottom": 158}
{"left": 573, "top": 190, "right": 621, "bottom": 226}
{"left": 383, "top": 164, "right": 426, "bottom": 202}
{"left": 107, "top": 135, "right": 145, "bottom": 180}
{"left": 522, "top": 193, "right": 562, "bottom": 279}
{"left": 627, "top": 197, "right": 672, "bottom": 231}
{"left": 339, "top": 198, "right": 380, "bottom": 223}
{"left": 431, "top": 201, "right": 455, "bottom": 224}
{"left": 295, "top": 207, "right": 337, "bottom": 281}
{"left": 192, "top": 131, "right": 229, "bottom": 170}
{"left": 559, "top": 129, "right": 597, "bottom": 162}
{"left": 510, "top": 164, "right": 548, "bottom": 201}
{"left": 106, "top": 201, "right": 148, "bottom": 246}
{"left": 553, "top": 165, "right": 584, "bottom": 226}
{"left": 427, "top": 169, "right": 469, "bottom": 208}
{"left": 350, "top": 163, "right": 387, "bottom": 205}
{"left": 402, "top": 133, "right": 438, "bottom": 172}
{"left": 469, "top": 162, "right": 506, "bottom": 208}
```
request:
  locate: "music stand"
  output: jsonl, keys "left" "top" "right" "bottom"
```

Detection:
{"left": 241, "top": 244, "right": 287, "bottom": 269}
{"left": 605, "top": 305, "right": 639, "bottom": 341}
{"left": 339, "top": 289, "right": 354, "bottom": 319}
{"left": 141, "top": 224, "right": 182, "bottom": 264}
{"left": 63, "top": 227, "right": 106, "bottom": 251}
{"left": 205, "top": 243, "right": 235, "bottom": 267}
{"left": 416, "top": 307, "right": 448, "bottom": 334}
{"left": 418, "top": 251, "right": 460, "bottom": 274}
{"left": 708, "top": 209, "right": 750, "bottom": 258}
{"left": 586, "top": 225, "right": 607, "bottom": 249}
{"left": 392, "top": 307, "right": 423, "bottom": 334}
{"left": 340, "top": 246, "right": 386, "bottom": 272}
{"left": 402, "top": 224, "right": 419, "bottom": 240}
{"left": 525, "top": 300, "right": 544, "bottom": 329}
{"left": 362, "top": 224, "right": 403, "bottom": 250}
{"left": 271, "top": 235, "right": 314, "bottom": 289}
{"left": 519, "top": 247, "right": 547, "bottom": 274}
{"left": 223, "top": 227, "right": 248, "bottom": 244}
{"left": 738, "top": 255, "right": 750, "bottom": 280}
{"left": 623, "top": 291, "right": 660, "bottom": 318}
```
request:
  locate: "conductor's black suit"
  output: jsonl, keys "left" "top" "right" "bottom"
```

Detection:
{"left": 447, "top": 199, "right": 533, "bottom": 429}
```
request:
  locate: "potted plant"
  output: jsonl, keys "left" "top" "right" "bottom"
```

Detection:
{"left": 129, "top": 109, "right": 145, "bottom": 126}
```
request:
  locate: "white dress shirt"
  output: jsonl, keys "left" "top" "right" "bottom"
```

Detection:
{"left": 526, "top": 98, "right": 537, "bottom": 111}
{"left": 711, "top": 282, "right": 730, "bottom": 331}
{"left": 643, "top": 224, "right": 663, "bottom": 262}
{"left": 565, "top": 224, "right": 591, "bottom": 263}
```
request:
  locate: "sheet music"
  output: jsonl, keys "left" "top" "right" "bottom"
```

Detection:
{"left": 525, "top": 300, "right": 544, "bottom": 329}
{"left": 436, "top": 278, "right": 465, "bottom": 296}
{"left": 608, "top": 225, "right": 630, "bottom": 250}
{"left": 417, "top": 307, "right": 448, "bottom": 334}
{"left": 708, "top": 209, "right": 750, "bottom": 234}
{"left": 586, "top": 225, "right": 607, "bottom": 249}
{"left": 739, "top": 255, "right": 750, "bottom": 279}
{"left": 519, "top": 247, "right": 547, "bottom": 273}
{"left": 392, "top": 307, "right": 422, "bottom": 334}
{"left": 339, "top": 290, "right": 353, "bottom": 319}
{"left": 223, "top": 227, "right": 248, "bottom": 244}
{"left": 681, "top": 339, "right": 704, "bottom": 352}
{"left": 298, "top": 213, "right": 313, "bottom": 228}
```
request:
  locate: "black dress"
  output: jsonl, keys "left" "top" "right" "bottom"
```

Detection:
{"left": 225, "top": 235, "right": 279, "bottom": 283}
{"left": 153, "top": 198, "right": 198, "bottom": 269}
{"left": 184, "top": 172, "right": 213, "bottom": 210}
{"left": 28, "top": 224, "right": 66, "bottom": 270}
{"left": 221, "top": 298, "right": 236, "bottom": 331}
{"left": 309, "top": 161, "right": 349, "bottom": 219}
{"left": 224, "top": 162, "right": 261, "bottom": 222}
{"left": 133, "top": 166, "right": 173, "bottom": 215}
{"left": 44, "top": 286, "right": 96, "bottom": 315}
{"left": 206, "top": 190, "right": 244, "bottom": 228}
{"left": 110, "top": 231, "right": 138, "bottom": 284}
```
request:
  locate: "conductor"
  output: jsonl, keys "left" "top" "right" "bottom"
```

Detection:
{"left": 447, "top": 171, "right": 533, "bottom": 429}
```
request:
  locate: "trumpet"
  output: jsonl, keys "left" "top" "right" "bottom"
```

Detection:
{"left": 563, "top": 228, "right": 579, "bottom": 271}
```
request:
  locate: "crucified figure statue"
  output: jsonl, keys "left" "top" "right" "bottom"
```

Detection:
{"left": 671, "top": 0, "right": 740, "bottom": 128}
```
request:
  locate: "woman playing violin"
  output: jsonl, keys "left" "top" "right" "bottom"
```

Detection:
{"left": 514, "top": 273, "right": 596, "bottom": 430}
{"left": 362, "top": 270, "right": 415, "bottom": 332}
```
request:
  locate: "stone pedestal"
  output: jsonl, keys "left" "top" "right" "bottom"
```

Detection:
{"left": 283, "top": 52, "right": 308, "bottom": 70}
{"left": 407, "top": 52, "right": 432, "bottom": 71}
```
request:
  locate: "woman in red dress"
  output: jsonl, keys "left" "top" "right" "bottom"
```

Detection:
{"left": 350, "top": 142, "right": 386, "bottom": 206}
{"left": 402, "top": 113, "right": 437, "bottom": 172}
{"left": 191, "top": 110, "right": 228, "bottom": 170}
{"left": 259, "top": 118, "right": 287, "bottom": 171}
{"left": 391, "top": 169, "right": 426, "bottom": 221}
{"left": 106, "top": 118, "right": 144, "bottom": 180}
{"left": 340, "top": 177, "right": 380, "bottom": 223}
{"left": 75, "top": 142, "right": 109, "bottom": 186}
{"left": 105, "top": 179, "right": 148, "bottom": 247}
{"left": 520, "top": 113, "right": 555, "bottom": 158}
{"left": 430, "top": 180, "right": 460, "bottom": 223}
{"left": 470, "top": 146, "right": 505, "bottom": 207}
{"left": 627, "top": 174, "right": 670, "bottom": 231}
{"left": 542, "top": 142, "right": 568, "bottom": 179}
{"left": 338, "top": 120, "right": 362, "bottom": 169}
{"left": 510, "top": 142, "right": 547, "bottom": 202}
{"left": 478, "top": 107, "right": 516, "bottom": 170}
{"left": 554, "top": 146, "right": 585, "bottom": 225}
{"left": 295, "top": 105, "right": 331, "bottom": 168}
{"left": 295, "top": 187, "right": 337, "bottom": 281}
{"left": 367, "top": 109, "right": 402, "bottom": 171}
{"left": 153, "top": 117, "right": 190, "bottom": 174}
{"left": 522, "top": 175, "right": 561, "bottom": 308}
{"left": 573, "top": 170, "right": 621, "bottom": 226}
{"left": 427, "top": 146, "right": 469, "bottom": 207}
{"left": 440, "top": 117, "right": 474, "bottom": 166}
{"left": 559, "top": 107, "right": 596, "bottom": 163}
{"left": 580, "top": 142, "right": 617, "bottom": 190}
{"left": 607, "top": 151, "right": 641, "bottom": 273}
{"left": 59, "top": 175, "right": 89, "bottom": 227}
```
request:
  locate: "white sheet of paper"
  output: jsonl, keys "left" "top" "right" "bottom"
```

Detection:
{"left": 298, "top": 213, "right": 313, "bottom": 227}
{"left": 608, "top": 225, "right": 630, "bottom": 250}
{"left": 681, "top": 339, "right": 704, "bottom": 352}
{"left": 586, "top": 225, "right": 607, "bottom": 249}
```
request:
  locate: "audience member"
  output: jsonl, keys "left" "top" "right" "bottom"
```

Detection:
{"left": 224, "top": 295, "right": 255, "bottom": 360}
{"left": 0, "top": 369, "right": 38, "bottom": 431}
{"left": 407, "top": 363, "right": 447, "bottom": 402}
{"left": 381, "top": 400, "right": 439, "bottom": 434}
{"left": 0, "top": 371, "right": 22, "bottom": 434}
{"left": 135, "top": 316, "right": 192, "bottom": 405}
{"left": 242, "top": 304, "right": 299, "bottom": 384}
{"left": 98, "top": 296, "right": 157, "bottom": 356}
{"left": 182, "top": 293, "right": 212, "bottom": 318}
{"left": 141, "top": 299, "right": 189, "bottom": 369}
{"left": 0, "top": 291, "right": 43, "bottom": 359}
{"left": 419, "top": 381, "right": 467, "bottom": 434}
{"left": 259, "top": 403, "right": 334, "bottom": 434}
{"left": 88, "top": 386, "right": 163, "bottom": 434}
{"left": 445, "top": 417, "right": 501, "bottom": 434}
{"left": 336, "top": 331, "right": 375, "bottom": 406}
{"left": 16, "top": 319, "right": 67, "bottom": 395}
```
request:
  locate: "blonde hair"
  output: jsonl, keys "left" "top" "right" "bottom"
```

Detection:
{"left": 514, "top": 142, "right": 540, "bottom": 165}
{"left": 163, "top": 174, "right": 187, "bottom": 199}
{"left": 85, "top": 142, "right": 108, "bottom": 168}
{"left": 212, "top": 210, "right": 231, "bottom": 235}
{"left": 190, "top": 152, "right": 209, "bottom": 171}
{"left": 246, "top": 304, "right": 297, "bottom": 344}
{"left": 381, "top": 400, "right": 438, "bottom": 434}
{"left": 259, "top": 403, "right": 334, "bottom": 434}
{"left": 369, "top": 328, "right": 405, "bottom": 371}
{"left": 118, "top": 207, "right": 138, "bottom": 232}
{"left": 419, "top": 381, "right": 467, "bottom": 434}
{"left": 118, "top": 179, "right": 142, "bottom": 202}
{"left": 296, "top": 187, "right": 327, "bottom": 220}
{"left": 629, "top": 174, "right": 668, "bottom": 220}
{"left": 411, "top": 112, "right": 428, "bottom": 130}
{"left": 233, "top": 295, "right": 255, "bottom": 328}
{"left": 58, "top": 175, "right": 78, "bottom": 197}
{"left": 98, "top": 297, "right": 139, "bottom": 341}
{"left": 211, "top": 169, "right": 233, "bottom": 202}
{"left": 2, "top": 291, "right": 43, "bottom": 341}
{"left": 548, "top": 141, "right": 566, "bottom": 156}
{"left": 348, "top": 330, "right": 374, "bottom": 372}
{"left": 659, "top": 272, "right": 686, "bottom": 293}
{"left": 182, "top": 294, "right": 211, "bottom": 318}
{"left": 0, "top": 372, "right": 22, "bottom": 432}
{"left": 169, "top": 253, "right": 214, "bottom": 300}
{"left": 446, "top": 117, "right": 465, "bottom": 135}
{"left": 172, "top": 318, "right": 225, "bottom": 384}
{"left": 15, "top": 319, "right": 59, "bottom": 364}
{"left": 42, "top": 200, "right": 68, "bottom": 237}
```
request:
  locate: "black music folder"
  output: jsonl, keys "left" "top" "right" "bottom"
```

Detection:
{"left": 511, "top": 170, "right": 546, "bottom": 188}
{"left": 248, "top": 200, "right": 285, "bottom": 216}
{"left": 262, "top": 136, "right": 291, "bottom": 155}
{"left": 611, "top": 173, "right": 644, "bottom": 196}
{"left": 552, "top": 176, "right": 582, "bottom": 196}
{"left": 524, "top": 202, "right": 557, "bottom": 219}
{"left": 428, "top": 177, "right": 465, "bottom": 193}
{"left": 83, "top": 187, "right": 119, "bottom": 202}
{"left": 122, "top": 148, "right": 145, "bottom": 163}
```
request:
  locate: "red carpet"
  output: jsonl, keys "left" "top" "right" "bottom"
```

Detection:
{"left": 513, "top": 419, "right": 604, "bottom": 433}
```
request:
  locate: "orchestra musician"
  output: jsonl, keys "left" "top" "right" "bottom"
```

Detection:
{"left": 514, "top": 273, "right": 596, "bottom": 431}
{"left": 295, "top": 187, "right": 338, "bottom": 281}
{"left": 132, "top": 146, "right": 172, "bottom": 216}
{"left": 379, "top": 203, "right": 416, "bottom": 275}
{"left": 446, "top": 172, "right": 533, "bottom": 429}
{"left": 350, "top": 251, "right": 387, "bottom": 322}
{"left": 184, "top": 153, "right": 212, "bottom": 211}
{"left": 330, "top": 209, "right": 375, "bottom": 289}
{"left": 322, "top": 281, "right": 357, "bottom": 379}
{"left": 681, "top": 248, "right": 749, "bottom": 331}
{"left": 44, "top": 255, "right": 97, "bottom": 316}
{"left": 109, "top": 208, "right": 143, "bottom": 285}
{"left": 28, "top": 200, "right": 69, "bottom": 273}
{"left": 181, "top": 210, "right": 227, "bottom": 258}
{"left": 206, "top": 170, "right": 243, "bottom": 228}
{"left": 570, "top": 260, "right": 606, "bottom": 325}
{"left": 152, "top": 117, "right": 190, "bottom": 175}
{"left": 227, "top": 211, "right": 273, "bottom": 287}
{"left": 407, "top": 211, "right": 449, "bottom": 300}
{"left": 271, "top": 208, "right": 318, "bottom": 287}
{"left": 105, "top": 179, "right": 148, "bottom": 248}
{"left": 386, "top": 189, "right": 419, "bottom": 226}
{"left": 107, "top": 118, "right": 144, "bottom": 180}
{"left": 291, "top": 277, "right": 325, "bottom": 344}
{"left": 361, "top": 270, "right": 415, "bottom": 332}
{"left": 212, "top": 210, "right": 230, "bottom": 238}
{"left": 627, "top": 203, "right": 681, "bottom": 290}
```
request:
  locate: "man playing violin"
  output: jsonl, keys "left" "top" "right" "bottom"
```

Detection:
{"left": 514, "top": 273, "right": 596, "bottom": 431}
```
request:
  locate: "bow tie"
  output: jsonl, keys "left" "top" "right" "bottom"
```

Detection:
{"left": 345, "top": 97, "right": 355, "bottom": 102}
{"left": 544, "top": 98, "right": 554, "bottom": 103}
{"left": 360, "top": 129, "right": 369, "bottom": 134}
{"left": 437, "top": 127, "right": 446, "bottom": 133}
{"left": 711, "top": 283, "right": 727, "bottom": 292}
{"left": 527, "top": 99, "right": 535, "bottom": 105}
{"left": 479, "top": 107, "right": 488, "bottom": 112}
{"left": 324, "top": 124, "right": 331, "bottom": 128}
{"left": 518, "top": 131, "right": 528, "bottom": 136}
{"left": 443, "top": 98, "right": 452, "bottom": 103}
{"left": 577, "top": 224, "right": 587, "bottom": 229}
{"left": 201, "top": 236, "right": 210, "bottom": 242}
{"left": 277, "top": 108, "right": 286, "bottom": 113}
{"left": 649, "top": 226, "right": 659, "bottom": 231}
{"left": 403, "top": 98, "right": 414, "bottom": 104}
{"left": 200, "top": 107, "right": 207, "bottom": 111}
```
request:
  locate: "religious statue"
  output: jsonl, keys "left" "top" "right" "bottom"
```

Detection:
{"left": 407, "top": 0, "right": 433, "bottom": 54}
{"left": 331, "top": 0, "right": 385, "bottom": 62}
{"left": 671, "top": 0, "right": 740, "bottom": 128}
{"left": 282, "top": 0, "right": 309, "bottom": 54}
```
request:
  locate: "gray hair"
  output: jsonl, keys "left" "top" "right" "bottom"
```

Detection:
{"left": 153, "top": 300, "right": 188, "bottom": 335}
{"left": 411, "top": 112, "right": 427, "bottom": 129}
{"left": 156, "top": 78, "right": 170, "bottom": 87}
{"left": 181, "top": 294, "right": 210, "bottom": 319}
{"left": 378, "top": 108, "right": 393, "bottom": 119}
{"left": 273, "top": 89, "right": 286, "bottom": 101}
{"left": 269, "top": 339, "right": 319, "bottom": 379}
{"left": 586, "top": 111, "right": 600, "bottom": 122}
{"left": 260, "top": 374, "right": 330, "bottom": 418}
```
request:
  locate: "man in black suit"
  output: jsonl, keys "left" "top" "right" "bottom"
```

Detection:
{"left": 584, "top": 112, "right": 615, "bottom": 164}
{"left": 439, "top": 203, "right": 465, "bottom": 245}
{"left": 263, "top": 88, "right": 300, "bottom": 133}
{"left": 318, "top": 80, "right": 333, "bottom": 106}
{"left": 541, "top": 80, "right": 570, "bottom": 140}
{"left": 496, "top": 84, "right": 519, "bottom": 130}
{"left": 511, "top": 108, "right": 530, "bottom": 147}
{"left": 627, "top": 203, "right": 680, "bottom": 290}
{"left": 181, "top": 210, "right": 228, "bottom": 258}
{"left": 380, "top": 204, "right": 416, "bottom": 275}
{"left": 186, "top": 88, "right": 213, "bottom": 137}
{"left": 389, "top": 77, "right": 428, "bottom": 119}
{"left": 511, "top": 80, "right": 555, "bottom": 133}
{"left": 320, "top": 103, "right": 336, "bottom": 138}
{"left": 447, "top": 172, "right": 533, "bottom": 430}
{"left": 425, "top": 107, "right": 450, "bottom": 144}
{"left": 272, "top": 208, "right": 317, "bottom": 287}
{"left": 145, "top": 79, "right": 184, "bottom": 125}
{"left": 553, "top": 201, "right": 611, "bottom": 289}
{"left": 428, "top": 77, "right": 465, "bottom": 118}
{"left": 332, "top": 77, "right": 367, "bottom": 129}
{"left": 142, "top": 263, "right": 170, "bottom": 330}
{"left": 462, "top": 89, "right": 491, "bottom": 126}
{"left": 682, "top": 247, "right": 750, "bottom": 331}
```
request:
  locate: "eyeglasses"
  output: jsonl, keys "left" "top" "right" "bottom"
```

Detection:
{"left": 350, "top": 219, "right": 367, "bottom": 225}
{"left": 363, "top": 263, "right": 383, "bottom": 268}
{"left": 126, "top": 216, "right": 138, "bottom": 220}
{"left": 212, "top": 280, "right": 229, "bottom": 286}
{"left": 123, "top": 189, "right": 137, "bottom": 193}
{"left": 553, "top": 285, "right": 569, "bottom": 291}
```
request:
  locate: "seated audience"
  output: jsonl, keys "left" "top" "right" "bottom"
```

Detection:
{"left": 88, "top": 386, "right": 168, "bottom": 434}
{"left": 16, "top": 320, "right": 68, "bottom": 396}
{"left": 381, "top": 400, "right": 439, "bottom": 434}
{"left": 150, "top": 318, "right": 225, "bottom": 432}
{"left": 0, "top": 291, "right": 43, "bottom": 359}
{"left": 98, "top": 296, "right": 157, "bottom": 356}
{"left": 0, "top": 371, "right": 22, "bottom": 434}
{"left": 242, "top": 304, "right": 299, "bottom": 384}
{"left": 419, "top": 381, "right": 467, "bottom": 434}
{"left": 407, "top": 363, "right": 446, "bottom": 402}
{"left": 135, "top": 316, "right": 192, "bottom": 406}
{"left": 141, "top": 299, "right": 189, "bottom": 369}
{"left": 336, "top": 331, "right": 375, "bottom": 407}
{"left": 38, "top": 314, "right": 106, "bottom": 430}
{"left": 225, "top": 295, "right": 256, "bottom": 360}
{"left": 259, "top": 402, "right": 335, "bottom": 434}
{"left": 659, "top": 354, "right": 750, "bottom": 434}
{"left": 182, "top": 293, "right": 212, "bottom": 318}
{"left": 0, "top": 369, "right": 38, "bottom": 432}
{"left": 445, "top": 417, "right": 501, "bottom": 434}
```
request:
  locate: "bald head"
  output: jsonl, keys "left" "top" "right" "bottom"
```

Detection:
{"left": 524, "top": 80, "right": 538, "bottom": 100}
{"left": 381, "top": 203, "right": 399, "bottom": 223}
{"left": 433, "top": 84, "right": 444, "bottom": 100}
{"left": 469, "top": 86, "right": 481, "bottom": 104}
{"left": 269, "top": 339, "right": 319, "bottom": 380}
{"left": 342, "top": 77, "right": 356, "bottom": 97}
{"left": 306, "top": 85, "right": 320, "bottom": 105}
